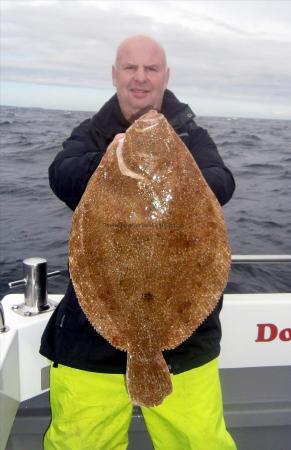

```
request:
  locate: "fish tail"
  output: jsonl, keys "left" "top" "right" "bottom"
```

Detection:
{"left": 126, "top": 352, "right": 172, "bottom": 407}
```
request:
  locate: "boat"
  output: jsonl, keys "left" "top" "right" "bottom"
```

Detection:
{"left": 1, "top": 255, "right": 291, "bottom": 450}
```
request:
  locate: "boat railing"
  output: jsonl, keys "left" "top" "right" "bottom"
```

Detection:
{"left": 231, "top": 255, "right": 291, "bottom": 264}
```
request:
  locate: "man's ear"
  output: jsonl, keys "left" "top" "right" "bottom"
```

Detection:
{"left": 112, "top": 65, "right": 117, "bottom": 87}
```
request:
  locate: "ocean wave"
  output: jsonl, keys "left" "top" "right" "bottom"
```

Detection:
{"left": 244, "top": 134, "right": 262, "bottom": 141}
{"left": 244, "top": 163, "right": 284, "bottom": 170}
{"left": 0, "top": 120, "right": 13, "bottom": 126}
{"left": 235, "top": 217, "right": 285, "bottom": 229}
{"left": 234, "top": 140, "right": 259, "bottom": 148}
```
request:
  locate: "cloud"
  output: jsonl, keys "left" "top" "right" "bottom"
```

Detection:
{"left": 1, "top": 0, "right": 291, "bottom": 117}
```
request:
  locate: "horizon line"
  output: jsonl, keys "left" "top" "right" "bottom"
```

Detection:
{"left": 2, "top": 103, "right": 290, "bottom": 122}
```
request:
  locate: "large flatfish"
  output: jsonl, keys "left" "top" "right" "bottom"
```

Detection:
{"left": 69, "top": 110, "right": 231, "bottom": 407}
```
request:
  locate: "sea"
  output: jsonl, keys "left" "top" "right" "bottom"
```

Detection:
{"left": 0, "top": 104, "right": 290, "bottom": 300}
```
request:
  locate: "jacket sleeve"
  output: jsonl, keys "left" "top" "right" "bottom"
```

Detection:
{"left": 48, "top": 119, "right": 106, "bottom": 210}
{"left": 188, "top": 126, "right": 235, "bottom": 206}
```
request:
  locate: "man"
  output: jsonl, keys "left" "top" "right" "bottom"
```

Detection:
{"left": 40, "top": 35, "right": 236, "bottom": 450}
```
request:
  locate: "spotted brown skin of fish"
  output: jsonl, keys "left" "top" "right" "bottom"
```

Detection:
{"left": 69, "top": 110, "right": 231, "bottom": 407}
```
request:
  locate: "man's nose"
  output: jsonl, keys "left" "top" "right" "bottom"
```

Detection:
{"left": 134, "top": 67, "right": 147, "bottom": 82}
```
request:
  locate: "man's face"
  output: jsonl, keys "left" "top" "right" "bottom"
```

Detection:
{"left": 112, "top": 38, "right": 170, "bottom": 122}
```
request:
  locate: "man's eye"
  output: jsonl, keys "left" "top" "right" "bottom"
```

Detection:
{"left": 148, "top": 67, "right": 158, "bottom": 72}
{"left": 125, "top": 66, "right": 135, "bottom": 71}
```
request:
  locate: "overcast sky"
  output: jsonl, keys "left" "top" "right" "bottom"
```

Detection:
{"left": 1, "top": 0, "right": 291, "bottom": 119}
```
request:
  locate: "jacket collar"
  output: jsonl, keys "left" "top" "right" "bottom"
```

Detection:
{"left": 91, "top": 89, "right": 195, "bottom": 139}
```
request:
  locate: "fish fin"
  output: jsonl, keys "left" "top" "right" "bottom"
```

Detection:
{"left": 126, "top": 352, "right": 172, "bottom": 407}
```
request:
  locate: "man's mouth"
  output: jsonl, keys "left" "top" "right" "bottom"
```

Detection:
{"left": 130, "top": 89, "right": 150, "bottom": 98}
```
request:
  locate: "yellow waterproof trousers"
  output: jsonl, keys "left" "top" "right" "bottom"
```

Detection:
{"left": 44, "top": 359, "right": 236, "bottom": 450}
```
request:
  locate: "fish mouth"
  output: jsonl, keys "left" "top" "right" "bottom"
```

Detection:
{"left": 128, "top": 106, "right": 159, "bottom": 123}
{"left": 136, "top": 110, "right": 163, "bottom": 127}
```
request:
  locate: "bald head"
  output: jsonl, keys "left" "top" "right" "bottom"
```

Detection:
{"left": 112, "top": 35, "right": 170, "bottom": 122}
{"left": 115, "top": 35, "right": 168, "bottom": 69}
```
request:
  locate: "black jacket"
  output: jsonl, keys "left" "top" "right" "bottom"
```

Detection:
{"left": 40, "top": 90, "right": 235, "bottom": 374}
